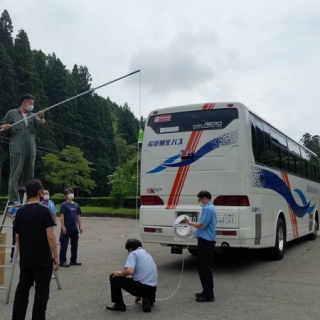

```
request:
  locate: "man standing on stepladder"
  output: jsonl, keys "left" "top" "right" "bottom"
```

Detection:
{"left": 184, "top": 190, "right": 217, "bottom": 302}
{"left": 0, "top": 94, "right": 46, "bottom": 206}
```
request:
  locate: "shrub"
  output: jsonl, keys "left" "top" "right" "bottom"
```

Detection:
{"left": 0, "top": 196, "right": 140, "bottom": 209}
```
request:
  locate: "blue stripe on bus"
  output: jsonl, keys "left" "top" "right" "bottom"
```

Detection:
{"left": 146, "top": 131, "right": 238, "bottom": 174}
{"left": 252, "top": 168, "right": 315, "bottom": 218}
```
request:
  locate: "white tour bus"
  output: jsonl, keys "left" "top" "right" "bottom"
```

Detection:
{"left": 140, "top": 102, "right": 319, "bottom": 260}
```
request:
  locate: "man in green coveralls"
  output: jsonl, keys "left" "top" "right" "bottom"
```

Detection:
{"left": 0, "top": 94, "right": 46, "bottom": 206}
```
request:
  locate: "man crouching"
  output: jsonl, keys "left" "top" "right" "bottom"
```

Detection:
{"left": 106, "top": 238, "right": 158, "bottom": 312}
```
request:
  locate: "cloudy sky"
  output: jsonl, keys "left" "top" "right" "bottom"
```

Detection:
{"left": 2, "top": 0, "right": 320, "bottom": 142}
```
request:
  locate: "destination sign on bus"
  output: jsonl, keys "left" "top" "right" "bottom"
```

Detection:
{"left": 154, "top": 114, "right": 172, "bottom": 123}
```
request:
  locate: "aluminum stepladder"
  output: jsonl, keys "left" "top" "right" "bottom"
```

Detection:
{"left": 0, "top": 188, "right": 61, "bottom": 304}
{"left": 0, "top": 198, "right": 19, "bottom": 304}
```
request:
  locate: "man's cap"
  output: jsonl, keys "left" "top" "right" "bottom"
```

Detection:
{"left": 20, "top": 94, "right": 35, "bottom": 104}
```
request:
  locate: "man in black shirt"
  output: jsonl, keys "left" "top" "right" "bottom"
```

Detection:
{"left": 12, "top": 179, "right": 59, "bottom": 320}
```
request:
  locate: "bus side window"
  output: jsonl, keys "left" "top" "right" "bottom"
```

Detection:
{"left": 280, "top": 147, "right": 289, "bottom": 172}
{"left": 312, "top": 165, "right": 317, "bottom": 181}
{"left": 301, "top": 160, "right": 308, "bottom": 179}
{"left": 270, "top": 129, "right": 289, "bottom": 171}
{"left": 305, "top": 152, "right": 313, "bottom": 180}
{"left": 250, "top": 114, "right": 320, "bottom": 181}
{"left": 288, "top": 151, "right": 295, "bottom": 174}
{"left": 250, "top": 114, "right": 258, "bottom": 161}
{"left": 271, "top": 144, "right": 281, "bottom": 169}
{"left": 295, "top": 156, "right": 303, "bottom": 177}
{"left": 300, "top": 148, "right": 313, "bottom": 180}
{"left": 254, "top": 118, "right": 265, "bottom": 163}
{"left": 262, "top": 123, "right": 272, "bottom": 151}
{"left": 307, "top": 162, "right": 314, "bottom": 180}
{"left": 310, "top": 155, "right": 319, "bottom": 182}
{"left": 288, "top": 141, "right": 302, "bottom": 176}
{"left": 261, "top": 122, "right": 274, "bottom": 167}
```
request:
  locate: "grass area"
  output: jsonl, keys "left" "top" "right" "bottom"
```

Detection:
{"left": 82, "top": 206, "right": 138, "bottom": 214}
{"left": 56, "top": 205, "right": 138, "bottom": 214}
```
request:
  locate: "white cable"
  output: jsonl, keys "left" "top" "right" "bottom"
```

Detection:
{"left": 173, "top": 215, "right": 196, "bottom": 238}
{"left": 120, "top": 215, "right": 196, "bottom": 303}
{"left": 156, "top": 215, "right": 196, "bottom": 301}
{"left": 155, "top": 237, "right": 192, "bottom": 301}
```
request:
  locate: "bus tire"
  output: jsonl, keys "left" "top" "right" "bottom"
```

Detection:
{"left": 271, "top": 218, "right": 286, "bottom": 260}
{"left": 188, "top": 248, "right": 198, "bottom": 256}
{"left": 307, "top": 219, "right": 318, "bottom": 241}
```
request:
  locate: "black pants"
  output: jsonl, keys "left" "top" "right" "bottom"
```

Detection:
{"left": 11, "top": 222, "right": 16, "bottom": 260}
{"left": 12, "top": 262, "right": 53, "bottom": 320}
{"left": 59, "top": 229, "right": 79, "bottom": 264}
{"left": 109, "top": 275, "right": 156, "bottom": 305}
{"left": 197, "top": 237, "right": 215, "bottom": 298}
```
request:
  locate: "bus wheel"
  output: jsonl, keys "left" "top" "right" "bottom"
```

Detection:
{"left": 307, "top": 219, "right": 318, "bottom": 240}
{"left": 271, "top": 218, "right": 286, "bottom": 260}
{"left": 188, "top": 248, "right": 198, "bottom": 256}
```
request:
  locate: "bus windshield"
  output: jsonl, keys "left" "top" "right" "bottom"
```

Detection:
{"left": 147, "top": 108, "right": 239, "bottom": 134}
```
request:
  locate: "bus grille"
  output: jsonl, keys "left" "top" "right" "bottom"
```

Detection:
{"left": 254, "top": 214, "right": 261, "bottom": 245}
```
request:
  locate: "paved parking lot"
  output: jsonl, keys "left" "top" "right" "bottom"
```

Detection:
{"left": 1, "top": 216, "right": 320, "bottom": 320}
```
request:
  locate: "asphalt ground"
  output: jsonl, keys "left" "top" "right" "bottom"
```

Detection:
{"left": 1, "top": 216, "right": 320, "bottom": 320}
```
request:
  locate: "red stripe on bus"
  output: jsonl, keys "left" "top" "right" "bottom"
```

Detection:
{"left": 284, "top": 173, "right": 299, "bottom": 238}
{"left": 281, "top": 173, "right": 294, "bottom": 237}
{"left": 166, "top": 130, "right": 201, "bottom": 209}
{"left": 171, "top": 131, "right": 202, "bottom": 207}
{"left": 287, "top": 204, "right": 297, "bottom": 238}
{"left": 166, "top": 103, "right": 215, "bottom": 209}
{"left": 282, "top": 172, "right": 299, "bottom": 238}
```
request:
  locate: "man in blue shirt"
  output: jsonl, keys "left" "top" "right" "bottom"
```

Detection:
{"left": 106, "top": 238, "right": 158, "bottom": 313}
{"left": 6, "top": 206, "right": 19, "bottom": 262}
{"left": 40, "top": 190, "right": 58, "bottom": 223}
{"left": 59, "top": 188, "right": 83, "bottom": 267}
{"left": 184, "top": 190, "right": 217, "bottom": 302}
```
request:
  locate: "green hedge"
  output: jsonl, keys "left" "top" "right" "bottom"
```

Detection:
{"left": 50, "top": 195, "right": 141, "bottom": 208}
{"left": 123, "top": 197, "right": 140, "bottom": 208}
{"left": 0, "top": 196, "right": 141, "bottom": 209}
{"left": 0, "top": 198, "right": 7, "bottom": 210}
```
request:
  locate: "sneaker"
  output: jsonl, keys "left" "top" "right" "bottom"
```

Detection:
{"left": 142, "top": 298, "right": 151, "bottom": 312}
{"left": 9, "top": 201, "right": 22, "bottom": 207}
{"left": 60, "top": 262, "right": 70, "bottom": 267}
{"left": 70, "top": 262, "right": 82, "bottom": 266}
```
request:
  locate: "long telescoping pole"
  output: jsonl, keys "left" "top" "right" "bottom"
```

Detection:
{"left": 0, "top": 70, "right": 140, "bottom": 132}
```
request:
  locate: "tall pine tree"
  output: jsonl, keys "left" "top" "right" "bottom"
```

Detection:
{"left": 71, "top": 65, "right": 118, "bottom": 195}
{"left": 117, "top": 103, "right": 139, "bottom": 145}
{"left": 13, "top": 30, "right": 56, "bottom": 180}
{"left": 44, "top": 54, "right": 82, "bottom": 151}
{"left": 0, "top": 10, "right": 14, "bottom": 57}
{"left": 0, "top": 43, "right": 16, "bottom": 193}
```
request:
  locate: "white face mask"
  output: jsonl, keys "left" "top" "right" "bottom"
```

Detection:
{"left": 68, "top": 193, "right": 74, "bottom": 200}
{"left": 26, "top": 104, "right": 34, "bottom": 112}
{"left": 43, "top": 195, "right": 50, "bottom": 200}
{"left": 199, "top": 202, "right": 205, "bottom": 207}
